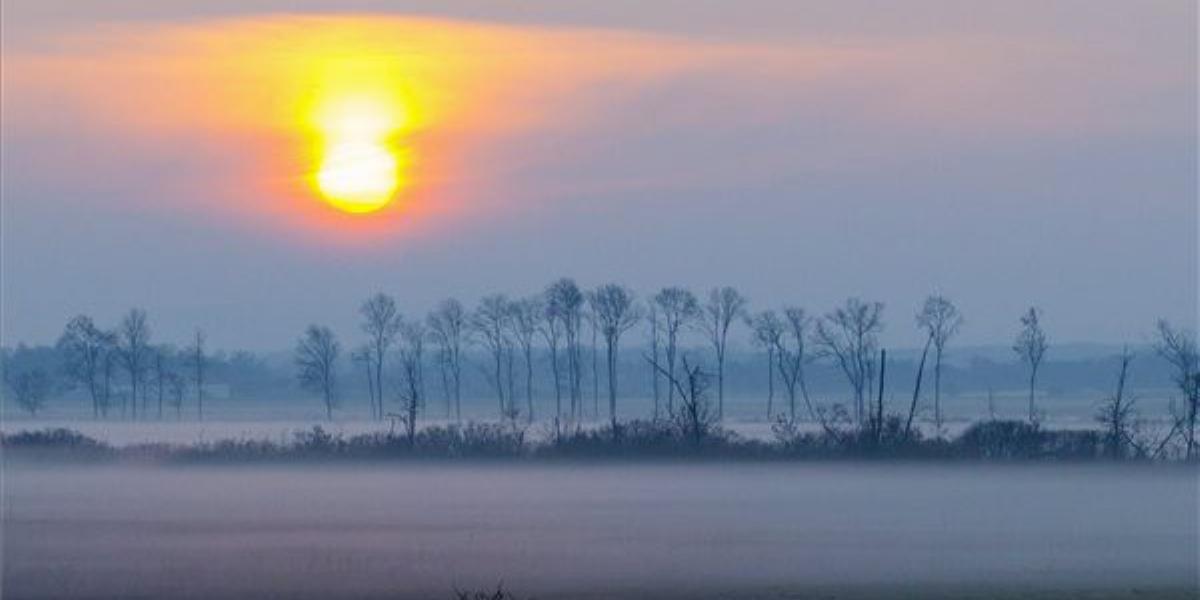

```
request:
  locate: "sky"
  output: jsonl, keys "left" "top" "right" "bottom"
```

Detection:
{"left": 2, "top": 0, "right": 1196, "bottom": 352}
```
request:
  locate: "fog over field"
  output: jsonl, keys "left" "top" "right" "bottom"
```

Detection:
{"left": 4, "top": 462, "right": 1196, "bottom": 599}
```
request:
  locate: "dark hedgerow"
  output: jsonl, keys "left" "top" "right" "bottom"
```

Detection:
{"left": 0, "top": 419, "right": 1169, "bottom": 463}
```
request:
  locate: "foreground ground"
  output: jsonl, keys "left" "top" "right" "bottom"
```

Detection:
{"left": 3, "top": 461, "right": 1196, "bottom": 599}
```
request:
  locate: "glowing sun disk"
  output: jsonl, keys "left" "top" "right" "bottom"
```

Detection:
{"left": 316, "top": 139, "right": 399, "bottom": 214}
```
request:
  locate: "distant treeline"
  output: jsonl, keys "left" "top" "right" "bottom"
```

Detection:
{"left": 2, "top": 279, "right": 1197, "bottom": 458}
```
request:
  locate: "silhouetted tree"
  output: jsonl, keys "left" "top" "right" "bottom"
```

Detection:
{"left": 585, "top": 303, "right": 600, "bottom": 419}
{"left": 1096, "top": 347, "right": 1135, "bottom": 459}
{"left": 427, "top": 298, "right": 468, "bottom": 422}
{"left": 814, "top": 298, "right": 883, "bottom": 425}
{"left": 152, "top": 347, "right": 170, "bottom": 420}
{"left": 546, "top": 278, "right": 584, "bottom": 422}
{"left": 295, "top": 325, "right": 340, "bottom": 420}
{"left": 186, "top": 330, "right": 207, "bottom": 421}
{"left": 539, "top": 297, "right": 566, "bottom": 436}
{"left": 508, "top": 297, "right": 543, "bottom": 424}
{"left": 749, "top": 310, "right": 783, "bottom": 420}
{"left": 360, "top": 293, "right": 401, "bottom": 421}
{"left": 775, "top": 307, "right": 814, "bottom": 423}
{"left": 589, "top": 284, "right": 640, "bottom": 432}
{"left": 472, "top": 294, "right": 512, "bottom": 418}
{"left": 916, "top": 295, "right": 962, "bottom": 433}
{"left": 352, "top": 345, "right": 374, "bottom": 417}
{"left": 57, "top": 315, "right": 109, "bottom": 418}
{"left": 165, "top": 371, "right": 186, "bottom": 420}
{"left": 654, "top": 286, "right": 699, "bottom": 416}
{"left": 699, "top": 287, "right": 747, "bottom": 420}
{"left": 646, "top": 304, "right": 663, "bottom": 419}
{"left": 393, "top": 317, "right": 426, "bottom": 445}
{"left": 1155, "top": 320, "right": 1198, "bottom": 459}
{"left": 117, "top": 309, "right": 151, "bottom": 421}
{"left": 648, "top": 354, "right": 715, "bottom": 448}
{"left": 1013, "top": 307, "right": 1048, "bottom": 424}
{"left": 5, "top": 367, "right": 52, "bottom": 416}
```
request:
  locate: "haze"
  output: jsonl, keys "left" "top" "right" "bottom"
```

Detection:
{"left": 2, "top": 0, "right": 1195, "bottom": 352}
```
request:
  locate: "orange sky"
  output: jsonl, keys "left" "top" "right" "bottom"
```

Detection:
{"left": 1, "top": 4, "right": 1193, "bottom": 348}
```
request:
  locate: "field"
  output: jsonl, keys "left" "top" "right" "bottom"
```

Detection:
{"left": 4, "top": 461, "right": 1196, "bottom": 599}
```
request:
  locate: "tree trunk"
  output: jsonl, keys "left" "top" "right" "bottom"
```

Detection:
{"left": 905, "top": 336, "right": 932, "bottom": 441}
{"left": 1028, "top": 367, "right": 1038, "bottom": 424}
{"left": 607, "top": 339, "right": 618, "bottom": 434}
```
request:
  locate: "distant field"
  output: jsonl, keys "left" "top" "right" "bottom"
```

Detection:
{"left": 4, "top": 462, "right": 1195, "bottom": 599}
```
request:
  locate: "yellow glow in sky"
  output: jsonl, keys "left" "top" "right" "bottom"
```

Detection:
{"left": 306, "top": 66, "right": 419, "bottom": 213}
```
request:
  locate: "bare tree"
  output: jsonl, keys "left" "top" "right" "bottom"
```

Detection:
{"left": 916, "top": 295, "right": 963, "bottom": 433}
{"left": 540, "top": 298, "right": 566, "bottom": 436}
{"left": 1155, "top": 320, "right": 1198, "bottom": 459}
{"left": 749, "top": 311, "right": 783, "bottom": 420}
{"left": 472, "top": 294, "right": 513, "bottom": 418}
{"left": 152, "top": 347, "right": 170, "bottom": 420}
{"left": 352, "top": 345, "right": 374, "bottom": 418}
{"left": 1096, "top": 347, "right": 1135, "bottom": 459}
{"left": 427, "top": 298, "right": 468, "bottom": 422}
{"left": 814, "top": 298, "right": 884, "bottom": 425}
{"left": 546, "top": 278, "right": 584, "bottom": 422}
{"left": 1013, "top": 307, "right": 1048, "bottom": 424}
{"left": 117, "top": 309, "right": 152, "bottom": 421}
{"left": 5, "top": 367, "right": 52, "bottom": 416}
{"left": 186, "top": 329, "right": 207, "bottom": 421}
{"left": 393, "top": 317, "right": 426, "bottom": 445}
{"left": 589, "top": 284, "right": 641, "bottom": 432}
{"left": 508, "top": 297, "right": 543, "bottom": 424}
{"left": 585, "top": 303, "right": 600, "bottom": 419}
{"left": 360, "top": 293, "right": 401, "bottom": 421}
{"left": 647, "top": 354, "right": 716, "bottom": 447}
{"left": 100, "top": 336, "right": 118, "bottom": 418}
{"left": 295, "top": 325, "right": 340, "bottom": 421}
{"left": 904, "top": 332, "right": 933, "bottom": 440}
{"left": 775, "top": 307, "right": 815, "bottom": 423}
{"left": 165, "top": 371, "right": 187, "bottom": 420}
{"left": 57, "top": 315, "right": 108, "bottom": 418}
{"left": 699, "top": 287, "right": 748, "bottom": 420}
{"left": 654, "top": 286, "right": 699, "bottom": 416}
{"left": 646, "top": 304, "right": 663, "bottom": 419}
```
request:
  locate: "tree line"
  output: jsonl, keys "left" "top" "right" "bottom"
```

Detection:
{"left": 3, "top": 279, "right": 1197, "bottom": 459}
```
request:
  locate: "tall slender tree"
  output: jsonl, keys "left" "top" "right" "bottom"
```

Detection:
{"left": 588, "top": 284, "right": 640, "bottom": 432}
{"left": 394, "top": 317, "right": 426, "bottom": 445}
{"left": 472, "top": 294, "right": 513, "bottom": 418}
{"left": 427, "top": 298, "right": 468, "bottom": 422}
{"left": 814, "top": 298, "right": 884, "bottom": 425}
{"left": 1013, "top": 307, "right": 1048, "bottom": 424}
{"left": 57, "top": 315, "right": 107, "bottom": 418}
{"left": 1155, "top": 320, "right": 1198, "bottom": 459}
{"left": 295, "top": 325, "right": 340, "bottom": 421}
{"left": 186, "top": 329, "right": 207, "bottom": 421}
{"left": 540, "top": 298, "right": 566, "bottom": 435}
{"left": 916, "top": 295, "right": 963, "bottom": 433}
{"left": 749, "top": 311, "right": 783, "bottom": 420}
{"left": 546, "top": 279, "right": 584, "bottom": 423}
{"left": 117, "top": 309, "right": 151, "bottom": 421}
{"left": 699, "top": 287, "right": 747, "bottom": 420}
{"left": 646, "top": 305, "right": 663, "bottom": 419}
{"left": 360, "top": 293, "right": 401, "bottom": 421}
{"left": 508, "top": 297, "right": 543, "bottom": 424}
{"left": 775, "top": 307, "right": 814, "bottom": 423}
{"left": 654, "top": 286, "right": 699, "bottom": 416}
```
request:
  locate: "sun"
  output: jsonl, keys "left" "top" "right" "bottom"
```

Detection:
{"left": 316, "top": 140, "right": 399, "bottom": 213}
{"left": 309, "top": 89, "right": 414, "bottom": 214}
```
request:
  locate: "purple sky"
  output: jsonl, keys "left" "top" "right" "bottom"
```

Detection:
{"left": 2, "top": 0, "right": 1196, "bottom": 351}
